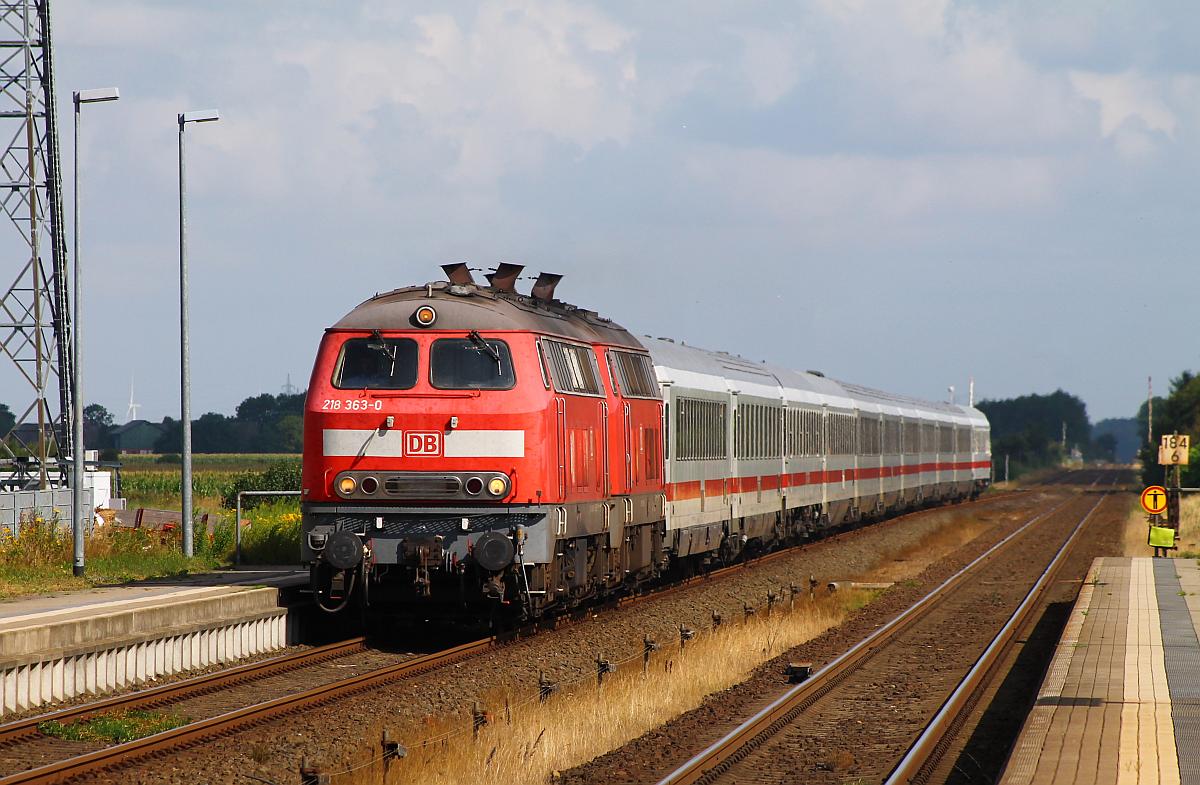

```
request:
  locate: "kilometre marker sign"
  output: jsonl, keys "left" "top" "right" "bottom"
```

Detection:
{"left": 1159, "top": 434, "right": 1190, "bottom": 465}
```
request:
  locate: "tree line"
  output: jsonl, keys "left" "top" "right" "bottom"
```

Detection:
{"left": 82, "top": 392, "right": 306, "bottom": 455}
{"left": 976, "top": 389, "right": 1124, "bottom": 478}
{"left": 1138, "top": 371, "right": 1200, "bottom": 486}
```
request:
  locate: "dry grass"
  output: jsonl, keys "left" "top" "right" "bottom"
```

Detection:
{"left": 1121, "top": 498, "right": 1148, "bottom": 557}
{"left": 1119, "top": 494, "right": 1200, "bottom": 557}
{"left": 357, "top": 589, "right": 874, "bottom": 785}
{"left": 864, "top": 510, "right": 989, "bottom": 583}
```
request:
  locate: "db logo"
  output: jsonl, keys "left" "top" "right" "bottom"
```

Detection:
{"left": 404, "top": 431, "right": 442, "bottom": 456}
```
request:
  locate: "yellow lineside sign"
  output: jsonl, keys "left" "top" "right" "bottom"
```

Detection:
{"left": 1141, "top": 485, "right": 1168, "bottom": 515}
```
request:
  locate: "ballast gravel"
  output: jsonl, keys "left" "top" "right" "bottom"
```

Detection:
{"left": 67, "top": 491, "right": 1047, "bottom": 785}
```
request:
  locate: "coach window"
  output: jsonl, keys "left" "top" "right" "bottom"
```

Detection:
{"left": 430, "top": 336, "right": 516, "bottom": 390}
{"left": 333, "top": 336, "right": 418, "bottom": 390}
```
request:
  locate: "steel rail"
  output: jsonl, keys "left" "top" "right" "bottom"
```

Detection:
{"left": 0, "top": 637, "right": 371, "bottom": 747}
{"left": 0, "top": 636, "right": 494, "bottom": 785}
{"left": 653, "top": 492, "right": 1086, "bottom": 785}
{"left": 883, "top": 491, "right": 1109, "bottom": 785}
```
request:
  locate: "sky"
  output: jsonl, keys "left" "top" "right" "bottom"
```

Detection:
{"left": 7, "top": 0, "right": 1196, "bottom": 424}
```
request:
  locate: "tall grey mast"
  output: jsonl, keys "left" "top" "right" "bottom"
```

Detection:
{"left": 0, "top": 0, "right": 71, "bottom": 488}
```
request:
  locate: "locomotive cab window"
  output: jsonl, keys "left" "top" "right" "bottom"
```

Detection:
{"left": 430, "top": 335, "right": 516, "bottom": 390}
{"left": 333, "top": 336, "right": 418, "bottom": 390}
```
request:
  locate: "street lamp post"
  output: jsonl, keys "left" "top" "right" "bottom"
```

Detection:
{"left": 178, "top": 109, "right": 219, "bottom": 558}
{"left": 71, "top": 86, "right": 119, "bottom": 578}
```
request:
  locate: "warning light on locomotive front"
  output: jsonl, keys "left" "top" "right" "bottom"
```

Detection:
{"left": 413, "top": 305, "right": 437, "bottom": 327}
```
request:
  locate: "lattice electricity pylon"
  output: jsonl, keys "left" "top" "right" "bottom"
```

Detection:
{"left": 0, "top": 0, "right": 71, "bottom": 488}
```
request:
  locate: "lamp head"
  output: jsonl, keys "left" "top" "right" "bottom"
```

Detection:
{"left": 178, "top": 109, "right": 220, "bottom": 127}
{"left": 74, "top": 87, "right": 120, "bottom": 107}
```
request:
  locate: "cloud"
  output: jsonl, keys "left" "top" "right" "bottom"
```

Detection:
{"left": 681, "top": 146, "right": 1057, "bottom": 247}
{"left": 271, "top": 1, "right": 638, "bottom": 188}
{"left": 31, "top": 0, "right": 1200, "bottom": 425}
{"left": 736, "top": 28, "right": 806, "bottom": 107}
{"left": 1070, "top": 69, "right": 1178, "bottom": 138}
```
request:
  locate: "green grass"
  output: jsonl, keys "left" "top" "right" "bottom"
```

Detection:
{"left": 0, "top": 517, "right": 229, "bottom": 598}
{"left": 842, "top": 588, "right": 884, "bottom": 612}
{"left": 0, "top": 454, "right": 308, "bottom": 598}
{"left": 39, "top": 709, "right": 189, "bottom": 743}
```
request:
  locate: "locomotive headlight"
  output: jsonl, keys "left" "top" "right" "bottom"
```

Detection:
{"left": 337, "top": 476, "right": 357, "bottom": 495}
{"left": 413, "top": 305, "right": 437, "bottom": 327}
{"left": 487, "top": 476, "right": 509, "bottom": 497}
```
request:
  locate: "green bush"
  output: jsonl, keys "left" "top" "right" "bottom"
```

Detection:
{"left": 221, "top": 461, "right": 302, "bottom": 509}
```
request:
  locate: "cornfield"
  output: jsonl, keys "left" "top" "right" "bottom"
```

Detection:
{"left": 121, "top": 470, "right": 241, "bottom": 498}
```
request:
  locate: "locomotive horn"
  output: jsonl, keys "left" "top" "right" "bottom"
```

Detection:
{"left": 441, "top": 262, "right": 475, "bottom": 286}
{"left": 485, "top": 263, "right": 524, "bottom": 292}
{"left": 531, "top": 272, "right": 563, "bottom": 301}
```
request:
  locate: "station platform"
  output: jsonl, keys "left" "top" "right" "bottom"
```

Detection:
{"left": 0, "top": 567, "right": 307, "bottom": 716}
{"left": 1000, "top": 557, "right": 1200, "bottom": 785}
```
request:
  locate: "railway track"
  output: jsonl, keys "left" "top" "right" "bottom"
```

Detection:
{"left": 653, "top": 480, "right": 1118, "bottom": 785}
{"left": 0, "top": 477, "right": 1091, "bottom": 784}
{"left": 0, "top": 636, "right": 492, "bottom": 785}
{"left": 884, "top": 470, "right": 1127, "bottom": 785}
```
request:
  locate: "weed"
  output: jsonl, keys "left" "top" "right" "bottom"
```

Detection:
{"left": 842, "top": 588, "right": 883, "bottom": 612}
{"left": 247, "top": 743, "right": 272, "bottom": 764}
{"left": 38, "top": 709, "right": 188, "bottom": 743}
{"left": 231, "top": 500, "right": 303, "bottom": 564}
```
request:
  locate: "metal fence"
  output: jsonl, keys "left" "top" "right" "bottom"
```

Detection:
{"left": 0, "top": 488, "right": 93, "bottom": 537}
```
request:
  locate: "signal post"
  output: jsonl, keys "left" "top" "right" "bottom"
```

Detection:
{"left": 1144, "top": 434, "right": 1190, "bottom": 556}
{"left": 1158, "top": 433, "right": 1189, "bottom": 529}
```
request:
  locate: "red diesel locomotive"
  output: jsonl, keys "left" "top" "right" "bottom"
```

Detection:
{"left": 301, "top": 264, "right": 991, "bottom": 619}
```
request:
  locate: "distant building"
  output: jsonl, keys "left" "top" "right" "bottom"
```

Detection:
{"left": 7, "top": 422, "right": 62, "bottom": 447}
{"left": 110, "top": 420, "right": 165, "bottom": 453}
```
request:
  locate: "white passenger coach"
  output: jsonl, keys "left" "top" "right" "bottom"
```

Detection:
{"left": 644, "top": 338, "right": 991, "bottom": 560}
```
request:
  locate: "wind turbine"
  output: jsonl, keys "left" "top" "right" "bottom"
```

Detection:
{"left": 125, "top": 377, "right": 141, "bottom": 423}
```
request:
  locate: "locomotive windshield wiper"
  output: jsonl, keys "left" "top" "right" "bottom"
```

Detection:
{"left": 368, "top": 329, "right": 399, "bottom": 377}
{"left": 468, "top": 330, "right": 503, "bottom": 375}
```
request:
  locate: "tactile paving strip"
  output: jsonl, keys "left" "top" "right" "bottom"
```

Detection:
{"left": 1153, "top": 559, "right": 1200, "bottom": 785}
